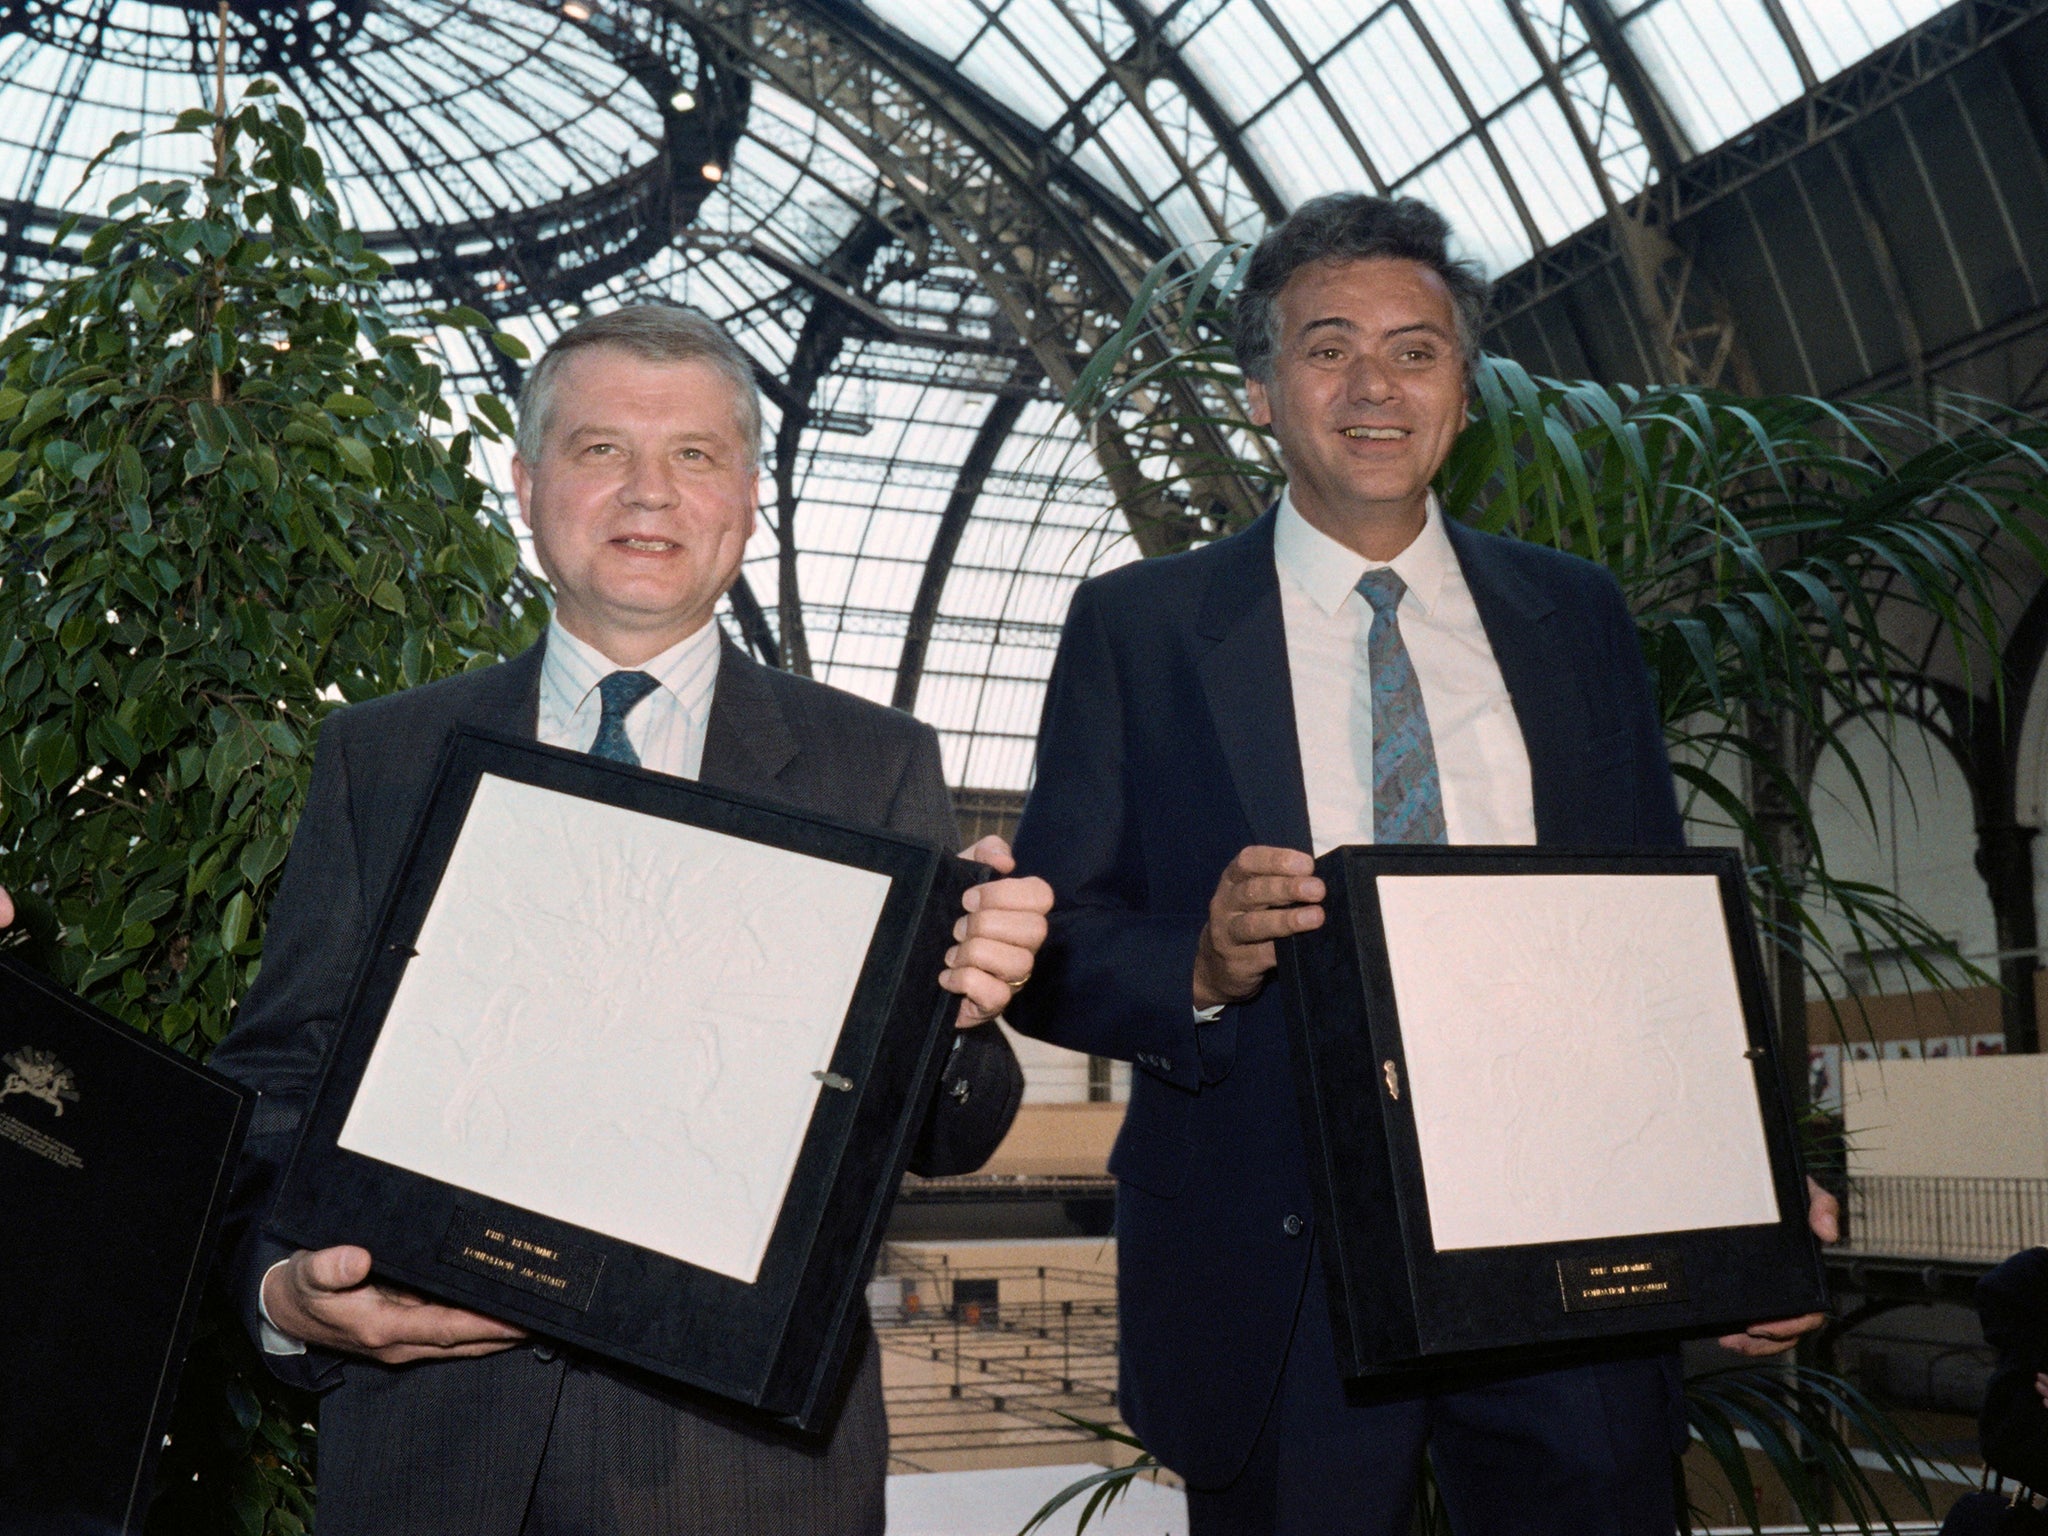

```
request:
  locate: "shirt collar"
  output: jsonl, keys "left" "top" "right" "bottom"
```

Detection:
{"left": 542, "top": 616, "right": 722, "bottom": 716}
{"left": 1272, "top": 489, "right": 1455, "bottom": 620}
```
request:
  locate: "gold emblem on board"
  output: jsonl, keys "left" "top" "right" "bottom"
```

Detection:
{"left": 1, "top": 1047, "right": 79, "bottom": 1117}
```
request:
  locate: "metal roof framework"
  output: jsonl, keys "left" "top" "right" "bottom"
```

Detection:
{"left": 0, "top": 0, "right": 2007, "bottom": 791}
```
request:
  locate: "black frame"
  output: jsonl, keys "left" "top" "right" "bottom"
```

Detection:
{"left": 0, "top": 955, "right": 252, "bottom": 1533}
{"left": 269, "top": 729, "right": 979, "bottom": 1430}
{"left": 1278, "top": 845, "right": 1827, "bottom": 1377}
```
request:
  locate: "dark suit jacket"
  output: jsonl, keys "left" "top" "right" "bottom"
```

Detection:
{"left": 207, "top": 634, "right": 1023, "bottom": 1532}
{"left": 1977, "top": 1247, "right": 2048, "bottom": 1489}
{"left": 1006, "top": 508, "right": 1684, "bottom": 1488}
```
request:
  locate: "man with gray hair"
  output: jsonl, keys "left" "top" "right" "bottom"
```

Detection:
{"left": 209, "top": 301, "right": 1050, "bottom": 1534}
{"left": 1007, "top": 195, "right": 1832, "bottom": 1532}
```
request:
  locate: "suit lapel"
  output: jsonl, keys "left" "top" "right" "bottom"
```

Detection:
{"left": 464, "top": 637, "right": 545, "bottom": 739}
{"left": 699, "top": 636, "right": 797, "bottom": 795}
{"left": 1196, "top": 510, "right": 1314, "bottom": 853}
{"left": 1443, "top": 519, "right": 1585, "bottom": 844}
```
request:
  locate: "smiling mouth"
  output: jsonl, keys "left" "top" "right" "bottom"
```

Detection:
{"left": 1341, "top": 427, "right": 1409, "bottom": 440}
{"left": 614, "top": 537, "right": 678, "bottom": 551}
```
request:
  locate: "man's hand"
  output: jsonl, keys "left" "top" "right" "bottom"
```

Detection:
{"left": 262, "top": 1246, "right": 527, "bottom": 1364}
{"left": 1717, "top": 1177, "right": 1839, "bottom": 1357}
{"left": 0, "top": 886, "right": 12, "bottom": 927}
{"left": 1193, "top": 846, "right": 1324, "bottom": 1009}
{"left": 942, "top": 836, "right": 1052, "bottom": 1028}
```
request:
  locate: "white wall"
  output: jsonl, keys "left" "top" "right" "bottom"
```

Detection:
{"left": 1807, "top": 713, "right": 1993, "bottom": 995}
{"left": 1843, "top": 1054, "right": 2048, "bottom": 1177}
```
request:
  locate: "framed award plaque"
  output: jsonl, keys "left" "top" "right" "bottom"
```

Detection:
{"left": 1277, "top": 845, "right": 1826, "bottom": 1377}
{"left": 268, "top": 728, "right": 981, "bottom": 1430}
{"left": 0, "top": 956, "right": 252, "bottom": 1534}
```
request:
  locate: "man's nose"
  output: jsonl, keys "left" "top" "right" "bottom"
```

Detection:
{"left": 620, "top": 454, "right": 680, "bottom": 507}
{"left": 1347, "top": 354, "right": 1398, "bottom": 405}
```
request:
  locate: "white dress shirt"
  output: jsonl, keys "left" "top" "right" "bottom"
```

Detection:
{"left": 535, "top": 617, "right": 722, "bottom": 778}
{"left": 260, "top": 617, "right": 725, "bottom": 1353}
{"left": 1274, "top": 490, "right": 1535, "bottom": 854}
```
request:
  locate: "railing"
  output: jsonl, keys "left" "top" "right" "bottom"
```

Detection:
{"left": 1843, "top": 1175, "right": 2048, "bottom": 1263}
{"left": 870, "top": 1259, "right": 1126, "bottom": 1470}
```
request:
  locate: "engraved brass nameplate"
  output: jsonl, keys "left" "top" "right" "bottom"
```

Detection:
{"left": 439, "top": 1206, "right": 603, "bottom": 1312}
{"left": 1556, "top": 1250, "right": 1687, "bottom": 1313}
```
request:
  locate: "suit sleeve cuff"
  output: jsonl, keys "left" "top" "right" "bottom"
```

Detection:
{"left": 257, "top": 1259, "right": 307, "bottom": 1356}
{"left": 1193, "top": 1004, "right": 1239, "bottom": 1084}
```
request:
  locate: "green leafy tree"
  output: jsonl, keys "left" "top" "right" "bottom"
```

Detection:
{"left": 0, "top": 85, "right": 543, "bottom": 1532}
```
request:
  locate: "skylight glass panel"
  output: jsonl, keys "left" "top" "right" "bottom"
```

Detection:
{"left": 864, "top": 0, "right": 990, "bottom": 61}
{"left": 957, "top": 24, "right": 1070, "bottom": 128}
{"left": 1778, "top": 0, "right": 1948, "bottom": 79}
{"left": 1412, "top": 0, "right": 1546, "bottom": 118}
{"left": 1258, "top": 0, "right": 1373, "bottom": 64}
{"left": 1400, "top": 135, "right": 1531, "bottom": 274}
{"left": 1487, "top": 91, "right": 1604, "bottom": 247}
{"left": 1321, "top": 10, "right": 1469, "bottom": 183}
{"left": 1090, "top": 99, "right": 1182, "bottom": 200}
{"left": 1156, "top": 184, "right": 1220, "bottom": 247}
{"left": 1243, "top": 81, "right": 1370, "bottom": 204}
{"left": 1623, "top": 0, "right": 1804, "bottom": 151}
{"left": 1177, "top": 0, "right": 1301, "bottom": 122}
{"left": 991, "top": 0, "right": 1105, "bottom": 101}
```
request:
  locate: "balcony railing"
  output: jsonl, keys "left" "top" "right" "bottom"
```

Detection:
{"left": 1843, "top": 1175, "right": 2048, "bottom": 1263}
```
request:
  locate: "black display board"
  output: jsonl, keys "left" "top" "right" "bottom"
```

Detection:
{"left": 1277, "top": 845, "right": 1827, "bottom": 1377}
{"left": 269, "top": 728, "right": 979, "bottom": 1430}
{"left": 0, "top": 956, "right": 252, "bottom": 1534}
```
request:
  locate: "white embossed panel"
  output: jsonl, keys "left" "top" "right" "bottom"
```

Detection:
{"left": 1374, "top": 873, "right": 1780, "bottom": 1252}
{"left": 338, "top": 773, "right": 894, "bottom": 1284}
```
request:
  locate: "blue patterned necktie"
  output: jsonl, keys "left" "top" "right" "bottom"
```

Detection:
{"left": 590, "top": 670, "right": 660, "bottom": 766}
{"left": 1354, "top": 570, "right": 1448, "bottom": 844}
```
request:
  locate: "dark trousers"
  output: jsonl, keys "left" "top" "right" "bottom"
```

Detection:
{"left": 1187, "top": 1251, "right": 1684, "bottom": 1536}
{"left": 317, "top": 1332, "right": 887, "bottom": 1536}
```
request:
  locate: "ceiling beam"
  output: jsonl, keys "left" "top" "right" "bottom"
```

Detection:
{"left": 1491, "top": 0, "right": 2048, "bottom": 327}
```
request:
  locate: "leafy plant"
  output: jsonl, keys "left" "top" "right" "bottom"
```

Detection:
{"left": 1018, "top": 1415, "right": 1159, "bottom": 1534}
{"left": 0, "top": 85, "right": 542, "bottom": 1532}
{"left": 1684, "top": 1364, "right": 1931, "bottom": 1533}
{"left": 1022, "top": 1368, "right": 1931, "bottom": 1536}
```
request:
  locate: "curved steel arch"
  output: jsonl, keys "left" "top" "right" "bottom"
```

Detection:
{"left": 662, "top": 0, "right": 1265, "bottom": 687}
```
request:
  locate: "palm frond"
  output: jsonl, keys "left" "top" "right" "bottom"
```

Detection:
{"left": 1016, "top": 1414, "right": 1162, "bottom": 1536}
{"left": 1685, "top": 1364, "right": 1933, "bottom": 1534}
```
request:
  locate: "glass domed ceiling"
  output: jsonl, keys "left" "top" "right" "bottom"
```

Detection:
{"left": 0, "top": 0, "right": 1972, "bottom": 793}
{"left": 859, "top": 0, "right": 1954, "bottom": 275}
{"left": 1, "top": 0, "right": 737, "bottom": 315}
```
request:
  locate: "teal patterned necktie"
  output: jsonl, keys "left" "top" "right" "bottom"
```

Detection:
{"left": 1354, "top": 570, "right": 1448, "bottom": 844}
{"left": 591, "top": 670, "right": 659, "bottom": 766}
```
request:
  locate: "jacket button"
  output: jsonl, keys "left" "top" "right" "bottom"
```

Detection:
{"left": 1282, "top": 1214, "right": 1304, "bottom": 1237}
{"left": 1157, "top": 1058, "right": 1173, "bottom": 1074}
{"left": 533, "top": 1344, "right": 558, "bottom": 1362}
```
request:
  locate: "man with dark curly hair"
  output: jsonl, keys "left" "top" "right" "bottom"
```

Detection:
{"left": 1007, "top": 194, "right": 1833, "bottom": 1535}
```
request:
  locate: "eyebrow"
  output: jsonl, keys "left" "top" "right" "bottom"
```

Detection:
{"left": 561, "top": 424, "right": 727, "bottom": 444}
{"left": 1299, "top": 317, "right": 1453, "bottom": 344}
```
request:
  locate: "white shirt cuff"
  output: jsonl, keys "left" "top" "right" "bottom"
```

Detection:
{"left": 258, "top": 1259, "right": 307, "bottom": 1356}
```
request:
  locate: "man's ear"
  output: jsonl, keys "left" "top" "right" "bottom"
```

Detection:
{"left": 1245, "top": 376, "right": 1273, "bottom": 428}
{"left": 511, "top": 454, "right": 535, "bottom": 533}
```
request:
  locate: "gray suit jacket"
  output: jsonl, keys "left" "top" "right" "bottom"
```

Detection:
{"left": 208, "top": 635, "right": 1024, "bottom": 1535}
